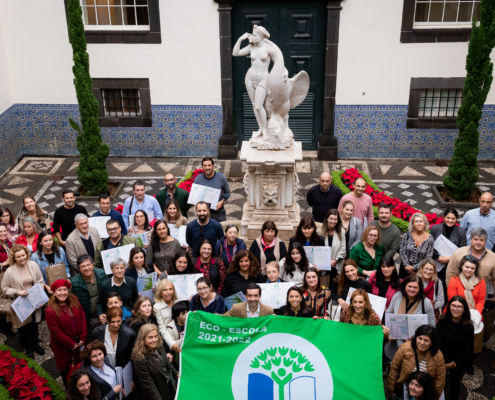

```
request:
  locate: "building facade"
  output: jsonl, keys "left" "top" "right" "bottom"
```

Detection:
{"left": 0, "top": 0, "right": 493, "bottom": 176}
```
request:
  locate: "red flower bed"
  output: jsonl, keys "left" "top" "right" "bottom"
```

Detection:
{"left": 341, "top": 168, "right": 443, "bottom": 227}
{"left": 178, "top": 168, "right": 204, "bottom": 193}
{"left": 0, "top": 350, "right": 52, "bottom": 399}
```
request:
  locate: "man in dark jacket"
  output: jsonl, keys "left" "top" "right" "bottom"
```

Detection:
{"left": 156, "top": 173, "right": 190, "bottom": 218}
{"left": 70, "top": 255, "right": 108, "bottom": 334}
{"left": 306, "top": 172, "right": 343, "bottom": 223}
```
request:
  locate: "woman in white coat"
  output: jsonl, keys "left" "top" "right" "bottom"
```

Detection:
{"left": 317, "top": 209, "right": 346, "bottom": 287}
{"left": 153, "top": 279, "right": 179, "bottom": 343}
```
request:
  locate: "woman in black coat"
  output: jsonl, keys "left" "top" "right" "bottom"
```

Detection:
{"left": 222, "top": 250, "right": 265, "bottom": 298}
{"left": 125, "top": 247, "right": 153, "bottom": 281}
{"left": 80, "top": 340, "right": 122, "bottom": 400}
{"left": 430, "top": 208, "right": 467, "bottom": 296}
{"left": 289, "top": 216, "right": 325, "bottom": 247}
{"left": 437, "top": 296, "right": 474, "bottom": 400}
{"left": 132, "top": 324, "right": 179, "bottom": 400}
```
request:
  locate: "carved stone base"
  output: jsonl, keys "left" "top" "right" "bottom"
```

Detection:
{"left": 240, "top": 140, "right": 303, "bottom": 241}
{"left": 250, "top": 134, "right": 292, "bottom": 150}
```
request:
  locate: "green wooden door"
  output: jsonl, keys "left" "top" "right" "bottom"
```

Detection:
{"left": 232, "top": 1, "right": 327, "bottom": 150}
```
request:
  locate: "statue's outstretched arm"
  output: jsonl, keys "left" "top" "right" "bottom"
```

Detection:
{"left": 233, "top": 33, "right": 251, "bottom": 57}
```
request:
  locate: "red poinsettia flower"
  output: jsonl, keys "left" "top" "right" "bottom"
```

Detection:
{"left": 115, "top": 204, "right": 124, "bottom": 215}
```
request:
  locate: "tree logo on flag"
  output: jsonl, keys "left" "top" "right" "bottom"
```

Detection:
{"left": 249, "top": 347, "right": 314, "bottom": 400}
{"left": 231, "top": 333, "right": 333, "bottom": 400}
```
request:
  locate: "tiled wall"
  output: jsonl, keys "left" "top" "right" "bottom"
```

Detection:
{"left": 0, "top": 104, "right": 222, "bottom": 175}
{"left": 1, "top": 103, "right": 494, "bottom": 177}
{"left": 334, "top": 105, "right": 495, "bottom": 159}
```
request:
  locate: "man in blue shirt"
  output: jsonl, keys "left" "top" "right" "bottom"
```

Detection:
{"left": 193, "top": 157, "right": 231, "bottom": 222}
{"left": 122, "top": 180, "right": 163, "bottom": 230}
{"left": 92, "top": 194, "right": 128, "bottom": 235}
{"left": 186, "top": 202, "right": 224, "bottom": 255}
{"left": 460, "top": 192, "right": 495, "bottom": 250}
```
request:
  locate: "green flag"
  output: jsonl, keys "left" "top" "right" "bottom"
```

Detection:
{"left": 176, "top": 311, "right": 385, "bottom": 400}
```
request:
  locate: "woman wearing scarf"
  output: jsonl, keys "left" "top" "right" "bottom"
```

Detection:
{"left": 193, "top": 239, "right": 227, "bottom": 295}
{"left": 446, "top": 255, "right": 486, "bottom": 316}
{"left": 214, "top": 224, "right": 247, "bottom": 269}
{"left": 417, "top": 259, "right": 445, "bottom": 322}
{"left": 249, "top": 221, "right": 288, "bottom": 275}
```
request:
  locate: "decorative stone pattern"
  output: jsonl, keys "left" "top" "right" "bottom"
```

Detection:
{"left": 334, "top": 105, "right": 495, "bottom": 159}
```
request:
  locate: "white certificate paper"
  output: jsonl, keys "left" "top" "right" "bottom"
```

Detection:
{"left": 123, "top": 362, "right": 133, "bottom": 397}
{"left": 303, "top": 246, "right": 332, "bottom": 270}
{"left": 259, "top": 282, "right": 295, "bottom": 309}
{"left": 407, "top": 314, "right": 429, "bottom": 337}
{"left": 168, "top": 274, "right": 204, "bottom": 301}
{"left": 187, "top": 183, "right": 221, "bottom": 210}
{"left": 168, "top": 225, "right": 188, "bottom": 246}
{"left": 101, "top": 243, "right": 136, "bottom": 274}
{"left": 385, "top": 314, "right": 410, "bottom": 340}
{"left": 88, "top": 216, "right": 111, "bottom": 238}
{"left": 345, "top": 287, "right": 387, "bottom": 319}
{"left": 12, "top": 296, "right": 35, "bottom": 323}
{"left": 28, "top": 283, "right": 49, "bottom": 309}
{"left": 434, "top": 234, "right": 458, "bottom": 257}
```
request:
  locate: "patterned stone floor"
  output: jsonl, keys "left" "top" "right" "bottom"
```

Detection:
{"left": 0, "top": 155, "right": 494, "bottom": 397}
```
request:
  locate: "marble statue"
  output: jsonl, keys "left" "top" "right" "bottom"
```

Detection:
{"left": 233, "top": 25, "right": 310, "bottom": 150}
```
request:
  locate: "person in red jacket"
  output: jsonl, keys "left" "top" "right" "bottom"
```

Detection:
{"left": 447, "top": 255, "right": 486, "bottom": 316}
{"left": 45, "top": 279, "right": 87, "bottom": 388}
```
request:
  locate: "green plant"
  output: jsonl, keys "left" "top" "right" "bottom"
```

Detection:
{"left": 67, "top": 0, "right": 110, "bottom": 195}
{"left": 443, "top": 0, "right": 495, "bottom": 200}
{"left": 332, "top": 170, "right": 410, "bottom": 232}
{"left": 0, "top": 385, "right": 12, "bottom": 400}
{"left": 0, "top": 344, "right": 65, "bottom": 400}
{"left": 250, "top": 347, "right": 314, "bottom": 400}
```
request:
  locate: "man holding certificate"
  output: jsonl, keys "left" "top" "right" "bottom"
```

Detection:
{"left": 193, "top": 157, "right": 231, "bottom": 222}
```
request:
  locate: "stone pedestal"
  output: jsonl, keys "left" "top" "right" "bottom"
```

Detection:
{"left": 240, "top": 141, "right": 302, "bottom": 241}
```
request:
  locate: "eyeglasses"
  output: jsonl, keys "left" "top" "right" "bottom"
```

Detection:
{"left": 198, "top": 287, "right": 209, "bottom": 292}
{"left": 465, "top": 255, "right": 478, "bottom": 261}
{"left": 107, "top": 227, "right": 119, "bottom": 232}
{"left": 451, "top": 305, "right": 464, "bottom": 310}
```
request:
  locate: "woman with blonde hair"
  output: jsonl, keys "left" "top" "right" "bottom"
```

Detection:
{"left": 132, "top": 324, "right": 179, "bottom": 400}
{"left": 1, "top": 244, "right": 49, "bottom": 358}
{"left": 340, "top": 289, "right": 389, "bottom": 336}
{"left": 399, "top": 212, "right": 434, "bottom": 279}
{"left": 417, "top": 259, "right": 445, "bottom": 319}
{"left": 349, "top": 224, "right": 385, "bottom": 278}
{"left": 154, "top": 279, "right": 179, "bottom": 343}
{"left": 16, "top": 216, "right": 42, "bottom": 252}
{"left": 17, "top": 195, "right": 50, "bottom": 231}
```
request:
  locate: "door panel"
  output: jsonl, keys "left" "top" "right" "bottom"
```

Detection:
{"left": 233, "top": 2, "right": 326, "bottom": 150}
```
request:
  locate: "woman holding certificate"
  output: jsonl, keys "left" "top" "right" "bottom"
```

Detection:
{"left": 128, "top": 210, "right": 153, "bottom": 249}
{"left": 446, "top": 255, "right": 486, "bottom": 315}
{"left": 147, "top": 220, "right": 181, "bottom": 276}
{"left": 349, "top": 225, "right": 385, "bottom": 278}
{"left": 214, "top": 224, "right": 247, "bottom": 269}
{"left": 317, "top": 209, "right": 346, "bottom": 276}
{"left": 369, "top": 256, "right": 401, "bottom": 308}
{"left": 125, "top": 247, "right": 153, "bottom": 281}
{"left": 387, "top": 325, "right": 446, "bottom": 400}
{"left": 1, "top": 244, "right": 47, "bottom": 359}
{"left": 303, "top": 268, "right": 331, "bottom": 317}
{"left": 340, "top": 200, "right": 363, "bottom": 258}
{"left": 222, "top": 250, "right": 265, "bottom": 298}
{"left": 429, "top": 208, "right": 467, "bottom": 295}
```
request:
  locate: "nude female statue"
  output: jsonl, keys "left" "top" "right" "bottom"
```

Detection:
{"left": 233, "top": 25, "right": 309, "bottom": 149}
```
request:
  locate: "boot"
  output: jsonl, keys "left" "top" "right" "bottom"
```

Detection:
{"left": 25, "top": 348, "right": 34, "bottom": 359}
{"left": 34, "top": 344, "right": 45, "bottom": 356}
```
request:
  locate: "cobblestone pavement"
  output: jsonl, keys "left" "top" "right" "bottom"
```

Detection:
{"left": 0, "top": 155, "right": 494, "bottom": 397}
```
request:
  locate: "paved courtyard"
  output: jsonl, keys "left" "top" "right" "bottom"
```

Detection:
{"left": 0, "top": 154, "right": 495, "bottom": 398}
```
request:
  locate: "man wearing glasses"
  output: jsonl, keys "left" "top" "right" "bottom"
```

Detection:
{"left": 156, "top": 173, "right": 190, "bottom": 218}
{"left": 446, "top": 228, "right": 495, "bottom": 305}
{"left": 66, "top": 213, "right": 102, "bottom": 274}
{"left": 93, "top": 219, "right": 140, "bottom": 270}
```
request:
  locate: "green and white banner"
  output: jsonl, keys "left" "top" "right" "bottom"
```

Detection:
{"left": 175, "top": 311, "right": 385, "bottom": 400}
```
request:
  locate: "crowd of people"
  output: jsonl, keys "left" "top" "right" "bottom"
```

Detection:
{"left": 0, "top": 159, "right": 493, "bottom": 400}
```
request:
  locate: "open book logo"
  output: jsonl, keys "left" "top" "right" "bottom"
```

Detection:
{"left": 232, "top": 333, "right": 333, "bottom": 400}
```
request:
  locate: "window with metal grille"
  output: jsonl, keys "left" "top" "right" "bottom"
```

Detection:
{"left": 419, "top": 88, "right": 463, "bottom": 118}
{"left": 414, "top": 0, "right": 481, "bottom": 24}
{"left": 80, "top": 0, "right": 149, "bottom": 27}
{"left": 101, "top": 89, "right": 142, "bottom": 117}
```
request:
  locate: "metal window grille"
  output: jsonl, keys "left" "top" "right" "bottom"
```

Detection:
{"left": 414, "top": 0, "right": 481, "bottom": 23}
{"left": 80, "top": 0, "right": 149, "bottom": 26}
{"left": 101, "top": 89, "right": 142, "bottom": 117}
{"left": 418, "top": 88, "right": 463, "bottom": 118}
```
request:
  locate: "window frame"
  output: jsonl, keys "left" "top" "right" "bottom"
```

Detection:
{"left": 64, "top": 0, "right": 161, "bottom": 44}
{"left": 407, "top": 77, "right": 465, "bottom": 129}
{"left": 401, "top": 0, "right": 472, "bottom": 43}
{"left": 413, "top": 0, "right": 481, "bottom": 26}
{"left": 92, "top": 78, "right": 152, "bottom": 127}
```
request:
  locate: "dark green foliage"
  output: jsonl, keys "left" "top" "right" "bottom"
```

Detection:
{"left": 67, "top": 0, "right": 109, "bottom": 195}
{"left": 444, "top": 0, "right": 495, "bottom": 200}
